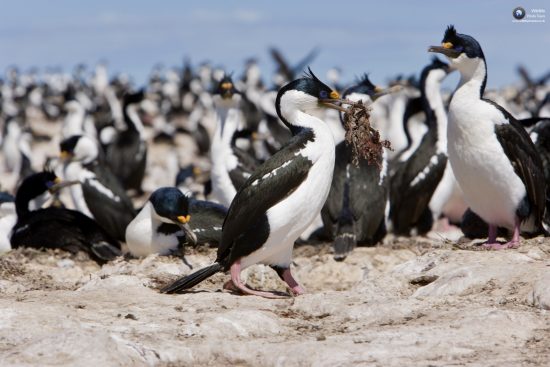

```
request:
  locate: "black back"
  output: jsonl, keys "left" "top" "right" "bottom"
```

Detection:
{"left": 489, "top": 100, "right": 546, "bottom": 231}
{"left": 82, "top": 162, "right": 137, "bottom": 241}
{"left": 216, "top": 130, "right": 315, "bottom": 268}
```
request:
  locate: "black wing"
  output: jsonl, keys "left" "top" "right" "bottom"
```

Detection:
{"left": 517, "top": 117, "right": 550, "bottom": 128}
{"left": 11, "top": 207, "right": 121, "bottom": 264}
{"left": 489, "top": 101, "right": 546, "bottom": 226}
{"left": 217, "top": 133, "right": 314, "bottom": 266}
{"left": 270, "top": 48, "right": 293, "bottom": 81}
{"left": 105, "top": 131, "right": 147, "bottom": 191}
{"left": 349, "top": 155, "right": 389, "bottom": 243}
{"left": 389, "top": 132, "right": 447, "bottom": 235}
{"left": 321, "top": 142, "right": 349, "bottom": 239}
{"left": 188, "top": 199, "right": 228, "bottom": 245}
{"left": 228, "top": 144, "right": 259, "bottom": 191}
{"left": 82, "top": 164, "right": 136, "bottom": 241}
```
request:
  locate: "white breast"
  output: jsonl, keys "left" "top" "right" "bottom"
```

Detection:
{"left": 241, "top": 116, "right": 335, "bottom": 269}
{"left": 210, "top": 107, "right": 243, "bottom": 207}
{"left": 125, "top": 203, "right": 182, "bottom": 257}
{"left": 447, "top": 92, "right": 526, "bottom": 229}
{"left": 63, "top": 162, "right": 94, "bottom": 218}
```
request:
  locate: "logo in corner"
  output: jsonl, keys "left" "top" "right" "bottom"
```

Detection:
{"left": 513, "top": 6, "right": 526, "bottom": 20}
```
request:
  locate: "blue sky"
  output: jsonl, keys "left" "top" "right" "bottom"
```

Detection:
{"left": 0, "top": 0, "right": 548, "bottom": 89}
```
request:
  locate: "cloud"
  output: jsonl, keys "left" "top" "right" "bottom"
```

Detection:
{"left": 189, "top": 8, "right": 262, "bottom": 24}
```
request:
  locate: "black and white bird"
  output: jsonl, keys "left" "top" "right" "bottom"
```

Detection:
{"left": 389, "top": 58, "right": 451, "bottom": 235}
{"left": 10, "top": 171, "right": 121, "bottom": 264}
{"left": 321, "top": 75, "right": 390, "bottom": 260}
{"left": 162, "top": 70, "right": 346, "bottom": 298}
{"left": 516, "top": 117, "right": 550, "bottom": 229}
{"left": 429, "top": 25, "right": 548, "bottom": 248}
{"left": 60, "top": 135, "right": 136, "bottom": 242}
{"left": 103, "top": 90, "right": 148, "bottom": 195}
{"left": 209, "top": 76, "right": 256, "bottom": 207}
{"left": 125, "top": 187, "right": 227, "bottom": 257}
{"left": 0, "top": 191, "right": 16, "bottom": 253}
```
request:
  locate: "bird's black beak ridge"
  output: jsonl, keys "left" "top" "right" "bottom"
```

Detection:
{"left": 48, "top": 179, "right": 79, "bottom": 194}
{"left": 372, "top": 85, "right": 403, "bottom": 100}
{"left": 177, "top": 215, "right": 197, "bottom": 245}
{"left": 428, "top": 43, "right": 461, "bottom": 59}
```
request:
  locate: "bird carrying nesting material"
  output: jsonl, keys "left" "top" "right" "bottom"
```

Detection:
{"left": 342, "top": 100, "right": 393, "bottom": 168}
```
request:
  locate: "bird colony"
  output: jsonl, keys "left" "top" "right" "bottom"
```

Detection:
{"left": 1, "top": 26, "right": 550, "bottom": 366}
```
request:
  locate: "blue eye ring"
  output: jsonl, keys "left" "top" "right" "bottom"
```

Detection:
{"left": 319, "top": 90, "right": 328, "bottom": 99}
{"left": 455, "top": 45, "right": 464, "bottom": 52}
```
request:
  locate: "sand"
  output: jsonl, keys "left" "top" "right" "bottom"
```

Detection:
{"left": 1, "top": 235, "right": 549, "bottom": 367}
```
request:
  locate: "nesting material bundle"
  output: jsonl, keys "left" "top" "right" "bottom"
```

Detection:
{"left": 343, "top": 102, "right": 392, "bottom": 168}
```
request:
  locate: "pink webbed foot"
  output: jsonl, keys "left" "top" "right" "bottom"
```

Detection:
{"left": 281, "top": 268, "right": 306, "bottom": 296}
{"left": 482, "top": 219, "right": 521, "bottom": 250}
{"left": 483, "top": 241, "right": 519, "bottom": 250}
{"left": 228, "top": 260, "right": 290, "bottom": 299}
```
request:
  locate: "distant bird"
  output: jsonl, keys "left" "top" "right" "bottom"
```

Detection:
{"left": 209, "top": 75, "right": 256, "bottom": 207}
{"left": 429, "top": 25, "right": 548, "bottom": 248}
{"left": 61, "top": 97, "right": 96, "bottom": 140}
{"left": 175, "top": 164, "right": 208, "bottom": 198}
{"left": 10, "top": 171, "right": 121, "bottom": 264}
{"left": 518, "top": 117, "right": 550, "bottom": 229}
{"left": 0, "top": 192, "right": 16, "bottom": 253}
{"left": 125, "top": 187, "right": 227, "bottom": 257}
{"left": 270, "top": 47, "right": 320, "bottom": 87}
{"left": 103, "top": 90, "right": 148, "bottom": 195}
{"left": 321, "top": 75, "right": 391, "bottom": 260}
{"left": 389, "top": 58, "right": 451, "bottom": 235}
{"left": 162, "top": 70, "right": 347, "bottom": 298}
{"left": 60, "top": 135, "right": 136, "bottom": 242}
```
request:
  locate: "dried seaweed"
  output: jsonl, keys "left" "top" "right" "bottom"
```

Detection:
{"left": 343, "top": 101, "right": 392, "bottom": 168}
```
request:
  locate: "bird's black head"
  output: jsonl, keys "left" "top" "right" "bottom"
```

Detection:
{"left": 284, "top": 68, "right": 337, "bottom": 100}
{"left": 14, "top": 171, "right": 59, "bottom": 216}
{"left": 59, "top": 135, "right": 99, "bottom": 164}
{"left": 420, "top": 57, "right": 450, "bottom": 87}
{"left": 59, "top": 135, "right": 80, "bottom": 157}
{"left": 343, "top": 74, "right": 382, "bottom": 100}
{"left": 123, "top": 89, "right": 145, "bottom": 105}
{"left": 429, "top": 25, "right": 485, "bottom": 60}
{"left": 275, "top": 68, "right": 344, "bottom": 134}
{"left": 213, "top": 75, "right": 240, "bottom": 99}
{"left": 149, "top": 187, "right": 191, "bottom": 225}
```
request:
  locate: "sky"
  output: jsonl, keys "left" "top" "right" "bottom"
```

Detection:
{"left": 0, "top": 0, "right": 548, "bottom": 90}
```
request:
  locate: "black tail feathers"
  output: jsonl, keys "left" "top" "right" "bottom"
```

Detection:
{"left": 333, "top": 233, "right": 356, "bottom": 262}
{"left": 161, "top": 263, "right": 223, "bottom": 294}
{"left": 90, "top": 242, "right": 123, "bottom": 265}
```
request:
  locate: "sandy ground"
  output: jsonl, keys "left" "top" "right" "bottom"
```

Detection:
{"left": 1, "top": 235, "right": 549, "bottom": 367}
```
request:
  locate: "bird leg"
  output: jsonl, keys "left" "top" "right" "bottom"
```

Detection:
{"left": 272, "top": 266, "right": 306, "bottom": 296}
{"left": 483, "top": 218, "right": 520, "bottom": 250}
{"left": 484, "top": 224, "right": 498, "bottom": 245}
{"left": 227, "top": 260, "right": 289, "bottom": 299}
{"left": 281, "top": 268, "right": 306, "bottom": 296}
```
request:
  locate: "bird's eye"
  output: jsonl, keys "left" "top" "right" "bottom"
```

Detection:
{"left": 455, "top": 45, "right": 464, "bottom": 52}
{"left": 319, "top": 90, "right": 328, "bottom": 99}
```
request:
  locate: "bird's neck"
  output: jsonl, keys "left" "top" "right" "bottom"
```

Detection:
{"left": 123, "top": 104, "right": 144, "bottom": 135}
{"left": 14, "top": 185, "right": 39, "bottom": 218}
{"left": 423, "top": 76, "right": 448, "bottom": 152}
{"left": 288, "top": 110, "right": 335, "bottom": 149}
{"left": 137, "top": 202, "right": 160, "bottom": 226}
{"left": 456, "top": 58, "right": 488, "bottom": 99}
{"left": 214, "top": 105, "right": 242, "bottom": 147}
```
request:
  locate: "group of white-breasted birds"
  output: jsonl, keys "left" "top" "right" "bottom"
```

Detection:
{"left": 0, "top": 25, "right": 548, "bottom": 298}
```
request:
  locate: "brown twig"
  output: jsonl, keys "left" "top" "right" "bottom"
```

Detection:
{"left": 343, "top": 101, "right": 392, "bottom": 168}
